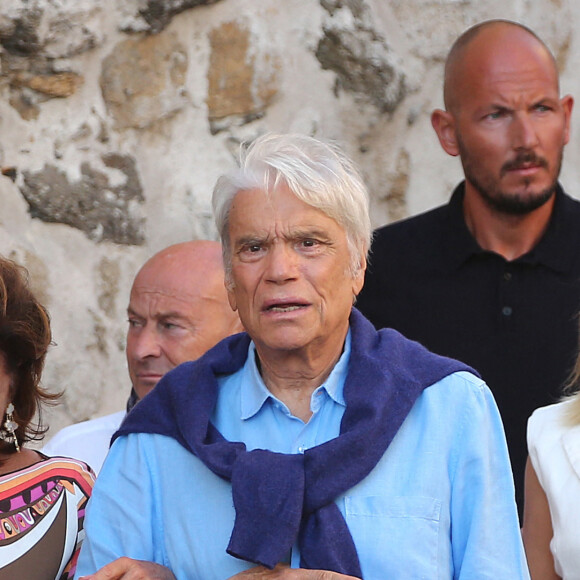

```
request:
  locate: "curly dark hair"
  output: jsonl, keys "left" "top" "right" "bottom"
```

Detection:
{"left": 0, "top": 255, "right": 59, "bottom": 454}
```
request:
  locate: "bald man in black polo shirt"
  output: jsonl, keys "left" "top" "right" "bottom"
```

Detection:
{"left": 357, "top": 20, "right": 580, "bottom": 519}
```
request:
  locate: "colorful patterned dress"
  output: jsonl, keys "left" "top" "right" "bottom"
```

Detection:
{"left": 0, "top": 455, "right": 95, "bottom": 579}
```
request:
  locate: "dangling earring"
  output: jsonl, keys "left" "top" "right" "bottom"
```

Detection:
{"left": 0, "top": 403, "right": 20, "bottom": 453}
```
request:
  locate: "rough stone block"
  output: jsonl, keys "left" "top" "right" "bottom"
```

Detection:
{"left": 100, "top": 34, "right": 189, "bottom": 130}
{"left": 21, "top": 155, "right": 145, "bottom": 245}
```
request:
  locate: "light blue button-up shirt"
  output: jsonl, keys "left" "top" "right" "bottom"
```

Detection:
{"left": 76, "top": 334, "right": 529, "bottom": 579}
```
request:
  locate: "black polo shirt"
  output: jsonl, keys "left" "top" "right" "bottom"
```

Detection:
{"left": 357, "top": 182, "right": 580, "bottom": 518}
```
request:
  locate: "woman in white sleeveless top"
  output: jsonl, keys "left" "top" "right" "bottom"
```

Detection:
{"left": 523, "top": 336, "right": 580, "bottom": 580}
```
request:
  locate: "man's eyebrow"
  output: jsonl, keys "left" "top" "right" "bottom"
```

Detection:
{"left": 233, "top": 228, "right": 333, "bottom": 246}
{"left": 233, "top": 234, "right": 268, "bottom": 247}
{"left": 127, "top": 308, "right": 188, "bottom": 321}
{"left": 157, "top": 311, "right": 189, "bottom": 321}
{"left": 286, "top": 227, "right": 332, "bottom": 240}
{"left": 478, "top": 103, "right": 511, "bottom": 112}
{"left": 533, "top": 96, "right": 559, "bottom": 106}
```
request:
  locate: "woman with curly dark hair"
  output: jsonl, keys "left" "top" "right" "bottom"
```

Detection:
{"left": 0, "top": 255, "right": 94, "bottom": 579}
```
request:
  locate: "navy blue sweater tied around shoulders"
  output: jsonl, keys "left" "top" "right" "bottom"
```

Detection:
{"left": 114, "top": 308, "right": 476, "bottom": 578}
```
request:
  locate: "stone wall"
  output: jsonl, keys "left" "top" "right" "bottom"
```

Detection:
{"left": 0, "top": 0, "right": 578, "bottom": 438}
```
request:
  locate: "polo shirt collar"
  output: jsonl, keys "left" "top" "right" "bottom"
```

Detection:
{"left": 240, "top": 332, "right": 351, "bottom": 420}
{"left": 440, "top": 182, "right": 482, "bottom": 271}
{"left": 530, "top": 183, "right": 580, "bottom": 272}
{"left": 442, "top": 181, "right": 578, "bottom": 273}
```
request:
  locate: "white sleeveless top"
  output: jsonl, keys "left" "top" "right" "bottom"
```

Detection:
{"left": 527, "top": 398, "right": 580, "bottom": 580}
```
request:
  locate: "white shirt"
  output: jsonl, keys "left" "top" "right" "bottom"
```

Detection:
{"left": 528, "top": 398, "right": 580, "bottom": 580}
{"left": 43, "top": 410, "right": 126, "bottom": 474}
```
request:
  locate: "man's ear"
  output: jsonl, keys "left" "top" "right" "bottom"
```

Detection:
{"left": 352, "top": 253, "right": 367, "bottom": 299}
{"left": 561, "top": 94, "right": 574, "bottom": 145}
{"left": 225, "top": 278, "right": 238, "bottom": 312}
{"left": 431, "top": 109, "right": 460, "bottom": 157}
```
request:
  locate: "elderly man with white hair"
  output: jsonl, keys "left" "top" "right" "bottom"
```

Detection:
{"left": 76, "top": 134, "right": 529, "bottom": 580}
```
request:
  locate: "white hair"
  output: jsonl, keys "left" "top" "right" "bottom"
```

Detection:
{"left": 212, "top": 133, "right": 372, "bottom": 284}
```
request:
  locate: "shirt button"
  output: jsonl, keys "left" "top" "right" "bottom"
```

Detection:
{"left": 503, "top": 272, "right": 512, "bottom": 281}
{"left": 502, "top": 306, "right": 512, "bottom": 316}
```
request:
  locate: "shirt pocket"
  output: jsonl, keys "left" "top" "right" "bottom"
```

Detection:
{"left": 343, "top": 495, "right": 442, "bottom": 580}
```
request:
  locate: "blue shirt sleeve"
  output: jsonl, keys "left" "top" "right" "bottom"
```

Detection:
{"left": 447, "top": 375, "right": 530, "bottom": 579}
{"left": 75, "top": 434, "right": 166, "bottom": 578}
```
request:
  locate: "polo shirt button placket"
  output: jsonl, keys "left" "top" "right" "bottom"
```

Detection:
{"left": 502, "top": 306, "right": 513, "bottom": 317}
{"left": 501, "top": 268, "right": 514, "bottom": 322}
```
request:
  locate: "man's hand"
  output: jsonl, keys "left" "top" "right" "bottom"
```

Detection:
{"left": 227, "top": 563, "right": 360, "bottom": 579}
{"left": 79, "top": 557, "right": 176, "bottom": 580}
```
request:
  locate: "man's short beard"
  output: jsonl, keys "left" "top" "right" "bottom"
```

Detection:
{"left": 470, "top": 178, "right": 556, "bottom": 215}
{"left": 459, "top": 140, "right": 562, "bottom": 216}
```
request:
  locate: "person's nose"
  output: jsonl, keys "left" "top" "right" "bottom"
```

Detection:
{"left": 131, "top": 325, "right": 162, "bottom": 360}
{"left": 511, "top": 113, "right": 540, "bottom": 150}
{"left": 265, "top": 243, "right": 298, "bottom": 284}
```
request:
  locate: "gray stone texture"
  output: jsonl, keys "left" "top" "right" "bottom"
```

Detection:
{"left": 21, "top": 155, "right": 144, "bottom": 245}
{"left": 120, "top": 0, "right": 223, "bottom": 34}
{"left": 0, "top": 0, "right": 576, "bottom": 437}
{"left": 317, "top": 0, "right": 407, "bottom": 113}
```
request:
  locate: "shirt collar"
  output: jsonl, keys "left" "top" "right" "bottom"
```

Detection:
{"left": 528, "top": 183, "right": 580, "bottom": 272}
{"left": 439, "top": 182, "right": 483, "bottom": 272}
{"left": 442, "top": 181, "right": 580, "bottom": 273}
{"left": 240, "top": 331, "right": 351, "bottom": 420}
